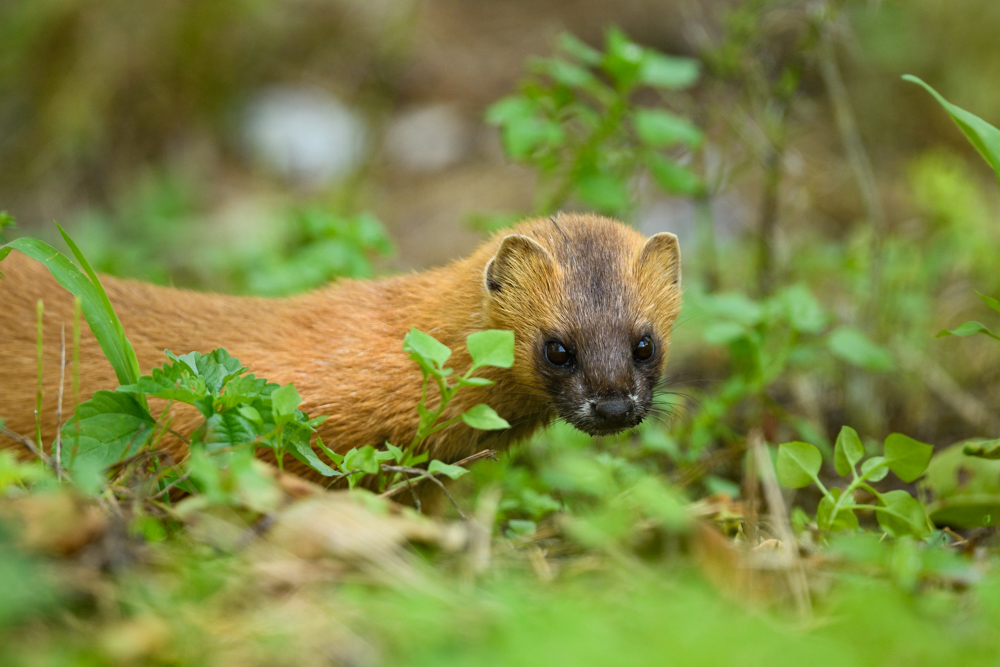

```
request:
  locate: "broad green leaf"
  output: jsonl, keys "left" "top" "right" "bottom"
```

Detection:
{"left": 633, "top": 109, "right": 703, "bottom": 148}
{"left": 978, "top": 291, "right": 1000, "bottom": 315}
{"left": 484, "top": 96, "right": 537, "bottom": 125}
{"left": 237, "top": 405, "right": 262, "bottom": 423}
{"left": 827, "top": 327, "right": 895, "bottom": 371}
{"left": 271, "top": 384, "right": 302, "bottom": 418}
{"left": 876, "top": 489, "right": 932, "bottom": 539}
{"left": 285, "top": 438, "right": 336, "bottom": 477}
{"left": 461, "top": 404, "right": 511, "bottom": 431}
{"left": 833, "top": 426, "right": 865, "bottom": 477}
{"left": 506, "top": 519, "right": 537, "bottom": 537}
{"left": 702, "top": 321, "right": 747, "bottom": 346}
{"left": 428, "top": 459, "right": 471, "bottom": 480}
{"left": 403, "top": 328, "right": 452, "bottom": 369}
{"left": 467, "top": 329, "right": 515, "bottom": 369}
{"left": 776, "top": 284, "right": 826, "bottom": 334}
{"left": 963, "top": 439, "right": 1000, "bottom": 460}
{"left": 638, "top": 52, "right": 700, "bottom": 89}
{"left": 696, "top": 292, "right": 764, "bottom": 326}
{"left": 502, "top": 117, "right": 565, "bottom": 159}
{"left": 644, "top": 152, "right": 703, "bottom": 196}
{"left": 883, "top": 433, "right": 933, "bottom": 482}
{"left": 904, "top": 75, "right": 1000, "bottom": 191}
{"left": 343, "top": 446, "right": 381, "bottom": 476}
{"left": 775, "top": 441, "right": 822, "bottom": 489}
{"left": 198, "top": 412, "right": 258, "bottom": 453}
{"left": 62, "top": 391, "right": 156, "bottom": 471}
{"left": 861, "top": 456, "right": 889, "bottom": 482}
{"left": 532, "top": 57, "right": 595, "bottom": 88}
{"left": 936, "top": 320, "right": 1000, "bottom": 341}
{"left": 575, "top": 172, "right": 631, "bottom": 214}
{"left": 817, "top": 489, "right": 859, "bottom": 532}
{"left": 316, "top": 438, "right": 344, "bottom": 465}
{"left": 218, "top": 374, "right": 272, "bottom": 409}
{"left": 0, "top": 236, "right": 140, "bottom": 387}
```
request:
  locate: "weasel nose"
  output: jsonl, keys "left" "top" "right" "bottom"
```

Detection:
{"left": 593, "top": 398, "right": 635, "bottom": 425}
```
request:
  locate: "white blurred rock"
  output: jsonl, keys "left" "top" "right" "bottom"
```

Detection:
{"left": 243, "top": 85, "right": 367, "bottom": 186}
{"left": 384, "top": 104, "right": 471, "bottom": 172}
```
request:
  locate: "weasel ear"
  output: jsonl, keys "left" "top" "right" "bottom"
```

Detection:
{"left": 635, "top": 232, "right": 681, "bottom": 288}
{"left": 484, "top": 234, "right": 554, "bottom": 295}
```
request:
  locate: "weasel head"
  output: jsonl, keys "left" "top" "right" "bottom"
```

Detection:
{"left": 483, "top": 215, "right": 681, "bottom": 436}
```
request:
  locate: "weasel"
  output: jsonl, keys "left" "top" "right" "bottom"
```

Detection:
{"left": 0, "top": 214, "right": 681, "bottom": 480}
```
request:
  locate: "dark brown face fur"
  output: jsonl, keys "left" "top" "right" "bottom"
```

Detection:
{"left": 483, "top": 215, "right": 681, "bottom": 437}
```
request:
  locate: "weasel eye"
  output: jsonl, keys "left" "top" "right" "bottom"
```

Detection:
{"left": 544, "top": 340, "right": 572, "bottom": 367}
{"left": 633, "top": 335, "right": 655, "bottom": 362}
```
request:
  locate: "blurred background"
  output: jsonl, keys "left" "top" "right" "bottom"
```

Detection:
{"left": 2, "top": 0, "right": 999, "bottom": 462}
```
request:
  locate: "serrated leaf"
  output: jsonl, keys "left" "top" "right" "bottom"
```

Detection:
{"left": 285, "top": 438, "right": 336, "bottom": 477}
{"left": 461, "top": 404, "right": 511, "bottom": 431}
{"left": 467, "top": 329, "right": 515, "bottom": 369}
{"left": 904, "top": 75, "right": 1000, "bottom": 192}
{"left": 936, "top": 321, "right": 1000, "bottom": 341}
{"left": 638, "top": 52, "right": 700, "bottom": 89}
{"left": 633, "top": 109, "right": 703, "bottom": 148}
{"left": 198, "top": 412, "right": 258, "bottom": 453}
{"left": 834, "top": 426, "right": 864, "bottom": 477}
{"left": 775, "top": 441, "right": 822, "bottom": 489}
{"left": 861, "top": 456, "right": 889, "bottom": 482}
{"left": 403, "top": 327, "right": 452, "bottom": 369}
{"left": 271, "top": 384, "right": 302, "bottom": 418}
{"left": 827, "top": 327, "right": 895, "bottom": 371}
{"left": 884, "top": 433, "right": 934, "bottom": 482}
{"left": 62, "top": 391, "right": 156, "bottom": 471}
{"left": 428, "top": 459, "right": 471, "bottom": 480}
{"left": 876, "top": 489, "right": 932, "bottom": 539}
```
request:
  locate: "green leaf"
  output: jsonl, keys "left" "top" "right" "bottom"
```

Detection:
{"left": 833, "top": 426, "right": 865, "bottom": 477}
{"left": 827, "top": 327, "right": 895, "bottom": 371}
{"left": 575, "top": 172, "right": 631, "bottom": 214}
{"left": 702, "top": 321, "right": 748, "bottom": 346}
{"left": 237, "top": 405, "right": 262, "bottom": 423}
{"left": 343, "top": 446, "right": 381, "bottom": 476}
{"left": 458, "top": 377, "right": 494, "bottom": 387}
{"left": 558, "top": 33, "right": 602, "bottom": 66}
{"left": 776, "top": 284, "right": 826, "bottom": 334}
{"left": 817, "top": 488, "right": 859, "bottom": 532}
{"left": 403, "top": 327, "right": 452, "bottom": 369}
{"left": 467, "top": 329, "right": 515, "bottom": 369}
{"left": 963, "top": 439, "right": 1000, "bottom": 460}
{"left": 0, "top": 236, "right": 140, "bottom": 387}
{"left": 198, "top": 412, "right": 258, "bottom": 452}
{"left": 633, "top": 109, "right": 703, "bottom": 148}
{"left": 978, "top": 291, "right": 1000, "bottom": 315}
{"left": 461, "top": 404, "right": 511, "bottom": 431}
{"left": 904, "top": 75, "right": 1000, "bottom": 191}
{"left": 271, "top": 384, "right": 302, "bottom": 418}
{"left": 775, "top": 441, "right": 822, "bottom": 489}
{"left": 506, "top": 519, "right": 537, "bottom": 537}
{"left": 484, "top": 96, "right": 537, "bottom": 126}
{"left": 428, "top": 459, "right": 471, "bottom": 480}
{"left": 936, "top": 320, "right": 1000, "bottom": 341}
{"left": 884, "top": 433, "right": 934, "bottom": 482}
{"left": 285, "top": 438, "right": 336, "bottom": 477}
{"left": 861, "top": 456, "right": 889, "bottom": 482}
{"left": 62, "top": 391, "right": 156, "bottom": 471}
{"left": 644, "top": 152, "right": 703, "bottom": 196}
{"left": 502, "top": 117, "right": 566, "bottom": 159}
{"left": 638, "top": 52, "right": 700, "bottom": 89}
{"left": 532, "top": 57, "right": 595, "bottom": 88}
{"left": 876, "top": 489, "right": 932, "bottom": 539}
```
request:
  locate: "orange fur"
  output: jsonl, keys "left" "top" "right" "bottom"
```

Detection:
{"left": 0, "top": 214, "right": 681, "bottom": 481}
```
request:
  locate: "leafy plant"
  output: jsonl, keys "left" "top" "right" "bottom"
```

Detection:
{"left": 486, "top": 28, "right": 703, "bottom": 216}
{"left": 776, "top": 426, "right": 935, "bottom": 538}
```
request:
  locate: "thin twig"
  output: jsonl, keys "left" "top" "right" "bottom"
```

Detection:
{"left": 1, "top": 427, "right": 50, "bottom": 466}
{"left": 54, "top": 323, "right": 66, "bottom": 478}
{"left": 378, "top": 449, "right": 498, "bottom": 500}
{"left": 750, "top": 430, "right": 812, "bottom": 619}
{"left": 381, "top": 465, "right": 467, "bottom": 520}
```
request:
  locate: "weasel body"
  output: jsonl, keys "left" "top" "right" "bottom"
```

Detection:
{"left": 0, "top": 215, "right": 681, "bottom": 479}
